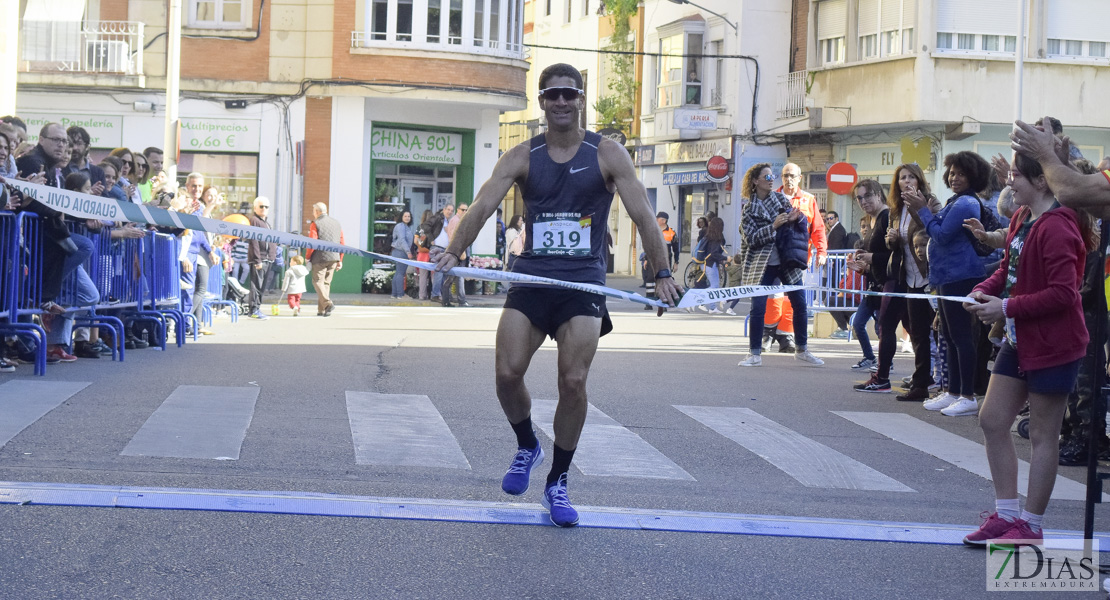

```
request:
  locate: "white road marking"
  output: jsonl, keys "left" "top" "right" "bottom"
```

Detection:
{"left": 833, "top": 411, "right": 1105, "bottom": 502}
{"left": 121, "top": 385, "right": 259, "bottom": 460}
{"left": 530, "top": 399, "right": 694, "bottom": 480}
{"left": 346, "top": 392, "right": 470, "bottom": 469}
{"left": 677, "top": 406, "right": 914, "bottom": 492}
{"left": 0, "top": 380, "right": 90, "bottom": 448}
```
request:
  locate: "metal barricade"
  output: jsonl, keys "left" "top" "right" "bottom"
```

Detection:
{"left": 60, "top": 222, "right": 125, "bottom": 360}
{"left": 147, "top": 232, "right": 188, "bottom": 347}
{"left": 0, "top": 212, "right": 48, "bottom": 375}
{"left": 201, "top": 249, "right": 239, "bottom": 326}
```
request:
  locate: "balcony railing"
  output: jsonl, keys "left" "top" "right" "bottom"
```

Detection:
{"left": 20, "top": 20, "right": 144, "bottom": 75}
{"left": 351, "top": 30, "right": 525, "bottom": 60}
{"left": 777, "top": 70, "right": 807, "bottom": 120}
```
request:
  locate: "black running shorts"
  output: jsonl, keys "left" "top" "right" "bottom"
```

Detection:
{"left": 504, "top": 286, "right": 613, "bottom": 339}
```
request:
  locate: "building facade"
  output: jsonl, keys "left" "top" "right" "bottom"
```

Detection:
{"left": 505, "top": 0, "right": 789, "bottom": 275}
{"left": 15, "top": 0, "right": 529, "bottom": 292}
{"left": 778, "top": 0, "right": 1110, "bottom": 229}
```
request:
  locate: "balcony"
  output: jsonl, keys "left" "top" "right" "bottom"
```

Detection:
{"left": 20, "top": 20, "right": 144, "bottom": 76}
{"left": 777, "top": 70, "right": 807, "bottom": 120}
{"left": 351, "top": 0, "right": 526, "bottom": 61}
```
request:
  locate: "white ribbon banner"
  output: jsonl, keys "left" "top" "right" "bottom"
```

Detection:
{"left": 6, "top": 180, "right": 667, "bottom": 307}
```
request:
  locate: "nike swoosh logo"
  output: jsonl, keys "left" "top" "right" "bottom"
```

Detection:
{"left": 570, "top": 167, "right": 589, "bottom": 174}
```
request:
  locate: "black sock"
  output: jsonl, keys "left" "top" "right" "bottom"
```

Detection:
{"left": 510, "top": 417, "right": 539, "bottom": 449}
{"left": 546, "top": 444, "right": 576, "bottom": 485}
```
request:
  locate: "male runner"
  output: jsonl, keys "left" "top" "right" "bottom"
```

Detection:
{"left": 435, "top": 63, "right": 682, "bottom": 527}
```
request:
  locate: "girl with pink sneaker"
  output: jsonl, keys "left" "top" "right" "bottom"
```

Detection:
{"left": 961, "top": 150, "right": 1096, "bottom": 545}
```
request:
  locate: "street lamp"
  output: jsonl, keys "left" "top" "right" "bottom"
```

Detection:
{"left": 666, "top": 0, "right": 738, "bottom": 32}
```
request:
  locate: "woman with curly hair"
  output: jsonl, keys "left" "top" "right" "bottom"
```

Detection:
{"left": 737, "top": 163, "right": 823, "bottom": 367}
{"left": 904, "top": 151, "right": 990, "bottom": 416}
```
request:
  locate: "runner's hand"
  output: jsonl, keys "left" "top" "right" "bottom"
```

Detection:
{"left": 434, "top": 251, "right": 459, "bottom": 272}
{"left": 654, "top": 275, "right": 684, "bottom": 316}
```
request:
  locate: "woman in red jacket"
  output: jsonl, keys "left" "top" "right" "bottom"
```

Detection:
{"left": 961, "top": 151, "right": 1096, "bottom": 546}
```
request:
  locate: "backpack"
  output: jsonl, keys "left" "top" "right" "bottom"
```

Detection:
{"left": 970, "top": 198, "right": 1001, "bottom": 257}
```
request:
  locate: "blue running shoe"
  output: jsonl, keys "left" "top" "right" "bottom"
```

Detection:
{"left": 542, "top": 473, "right": 579, "bottom": 527}
{"left": 501, "top": 444, "right": 544, "bottom": 495}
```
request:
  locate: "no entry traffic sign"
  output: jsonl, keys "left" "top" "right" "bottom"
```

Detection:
{"left": 706, "top": 155, "right": 729, "bottom": 182}
{"left": 826, "top": 162, "right": 858, "bottom": 195}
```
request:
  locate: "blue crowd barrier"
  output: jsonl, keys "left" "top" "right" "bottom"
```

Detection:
{"left": 201, "top": 249, "right": 239, "bottom": 326}
{"left": 60, "top": 222, "right": 125, "bottom": 360}
{"left": 0, "top": 212, "right": 48, "bottom": 375}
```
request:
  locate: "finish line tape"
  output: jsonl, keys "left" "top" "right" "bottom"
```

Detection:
{"left": 6, "top": 180, "right": 979, "bottom": 310}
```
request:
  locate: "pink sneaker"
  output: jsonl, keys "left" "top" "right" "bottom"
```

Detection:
{"left": 991, "top": 519, "right": 1043, "bottom": 546}
{"left": 963, "top": 511, "right": 1018, "bottom": 547}
{"left": 46, "top": 347, "right": 77, "bottom": 363}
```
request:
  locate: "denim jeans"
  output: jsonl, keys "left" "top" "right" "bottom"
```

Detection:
{"left": 48, "top": 265, "right": 100, "bottom": 346}
{"left": 391, "top": 249, "right": 409, "bottom": 297}
{"left": 747, "top": 265, "right": 808, "bottom": 352}
{"left": 852, "top": 298, "right": 880, "bottom": 361}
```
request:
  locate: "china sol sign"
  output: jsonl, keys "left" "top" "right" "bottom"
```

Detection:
{"left": 371, "top": 127, "right": 462, "bottom": 165}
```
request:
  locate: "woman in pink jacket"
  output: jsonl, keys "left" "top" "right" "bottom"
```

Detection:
{"left": 961, "top": 151, "right": 1096, "bottom": 546}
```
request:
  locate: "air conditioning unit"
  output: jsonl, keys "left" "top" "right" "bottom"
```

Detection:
{"left": 85, "top": 40, "right": 130, "bottom": 73}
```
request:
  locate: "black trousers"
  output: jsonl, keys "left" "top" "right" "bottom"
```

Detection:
{"left": 248, "top": 261, "right": 271, "bottom": 313}
{"left": 877, "top": 282, "right": 935, "bottom": 388}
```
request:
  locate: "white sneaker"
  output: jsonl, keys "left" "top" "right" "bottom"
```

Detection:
{"left": 708, "top": 308, "right": 723, "bottom": 314}
{"left": 941, "top": 397, "right": 979, "bottom": 417}
{"left": 697, "top": 305, "right": 709, "bottom": 312}
{"left": 725, "top": 308, "right": 736, "bottom": 316}
{"left": 794, "top": 349, "right": 824, "bottom": 366}
{"left": 923, "top": 392, "right": 958, "bottom": 411}
{"left": 738, "top": 354, "right": 762, "bottom": 367}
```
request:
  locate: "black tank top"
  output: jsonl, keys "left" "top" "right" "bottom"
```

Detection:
{"left": 513, "top": 130, "right": 613, "bottom": 285}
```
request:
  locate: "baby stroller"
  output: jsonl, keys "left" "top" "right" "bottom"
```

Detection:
{"left": 225, "top": 276, "right": 250, "bottom": 314}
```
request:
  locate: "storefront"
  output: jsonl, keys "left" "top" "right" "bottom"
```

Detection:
{"left": 17, "top": 96, "right": 284, "bottom": 227}
{"left": 367, "top": 124, "right": 473, "bottom": 255}
{"left": 637, "top": 136, "right": 736, "bottom": 253}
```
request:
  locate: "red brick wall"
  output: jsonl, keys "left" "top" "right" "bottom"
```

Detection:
{"left": 331, "top": 0, "right": 526, "bottom": 94}
{"left": 791, "top": 0, "right": 809, "bottom": 72}
{"left": 181, "top": 1, "right": 272, "bottom": 82}
{"left": 100, "top": 0, "right": 129, "bottom": 21}
{"left": 302, "top": 97, "right": 333, "bottom": 228}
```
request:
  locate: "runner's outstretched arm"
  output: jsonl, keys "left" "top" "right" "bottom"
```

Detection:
{"left": 598, "top": 139, "right": 683, "bottom": 311}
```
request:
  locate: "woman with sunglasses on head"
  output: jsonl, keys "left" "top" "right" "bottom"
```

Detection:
{"left": 737, "top": 163, "right": 823, "bottom": 367}
{"left": 903, "top": 152, "right": 991, "bottom": 416}
{"left": 856, "top": 164, "right": 941, "bottom": 397}
{"left": 959, "top": 151, "right": 1095, "bottom": 546}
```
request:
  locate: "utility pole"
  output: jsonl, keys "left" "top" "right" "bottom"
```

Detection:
{"left": 1014, "top": 0, "right": 1026, "bottom": 121}
{"left": 164, "top": 0, "right": 183, "bottom": 183}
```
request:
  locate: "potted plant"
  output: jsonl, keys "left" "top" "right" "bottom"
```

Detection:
{"left": 362, "top": 267, "right": 393, "bottom": 294}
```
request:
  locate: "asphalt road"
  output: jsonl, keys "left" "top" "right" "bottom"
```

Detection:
{"left": 1, "top": 292, "right": 1108, "bottom": 599}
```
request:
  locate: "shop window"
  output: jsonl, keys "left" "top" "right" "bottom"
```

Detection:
{"left": 175, "top": 152, "right": 259, "bottom": 218}
{"left": 189, "top": 0, "right": 249, "bottom": 29}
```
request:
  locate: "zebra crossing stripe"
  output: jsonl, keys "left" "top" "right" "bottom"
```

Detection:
{"left": 530, "top": 399, "right": 694, "bottom": 480}
{"left": 0, "top": 380, "right": 91, "bottom": 448}
{"left": 121, "top": 385, "right": 260, "bottom": 460}
{"left": 676, "top": 406, "right": 914, "bottom": 492}
{"left": 833, "top": 411, "right": 1106, "bottom": 502}
{"left": 345, "top": 392, "right": 470, "bottom": 470}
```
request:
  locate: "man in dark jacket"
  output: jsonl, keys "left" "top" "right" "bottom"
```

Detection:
{"left": 825, "top": 211, "right": 848, "bottom": 250}
{"left": 246, "top": 197, "right": 277, "bottom": 319}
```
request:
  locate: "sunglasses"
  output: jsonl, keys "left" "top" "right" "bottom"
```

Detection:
{"left": 538, "top": 87, "right": 584, "bottom": 102}
{"left": 762, "top": 173, "right": 777, "bottom": 182}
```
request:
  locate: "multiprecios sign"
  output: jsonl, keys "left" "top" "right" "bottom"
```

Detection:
{"left": 180, "top": 118, "right": 261, "bottom": 153}
{"left": 371, "top": 128, "right": 462, "bottom": 165}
